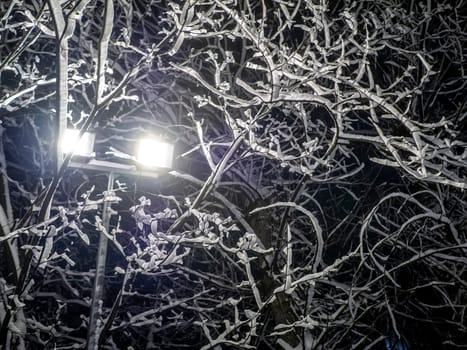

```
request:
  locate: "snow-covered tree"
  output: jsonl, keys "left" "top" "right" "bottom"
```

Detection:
{"left": 1, "top": 0, "right": 466, "bottom": 349}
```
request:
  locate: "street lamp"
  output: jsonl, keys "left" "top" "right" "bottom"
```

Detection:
{"left": 61, "top": 128, "right": 174, "bottom": 350}
{"left": 63, "top": 128, "right": 174, "bottom": 172}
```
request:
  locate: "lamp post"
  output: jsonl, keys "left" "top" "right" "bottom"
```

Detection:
{"left": 61, "top": 129, "right": 174, "bottom": 350}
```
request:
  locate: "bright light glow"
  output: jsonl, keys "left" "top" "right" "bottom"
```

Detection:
{"left": 62, "top": 129, "right": 95, "bottom": 156}
{"left": 136, "top": 138, "right": 174, "bottom": 169}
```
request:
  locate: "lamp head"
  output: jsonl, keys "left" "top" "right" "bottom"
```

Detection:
{"left": 62, "top": 129, "right": 95, "bottom": 157}
{"left": 136, "top": 138, "right": 174, "bottom": 169}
